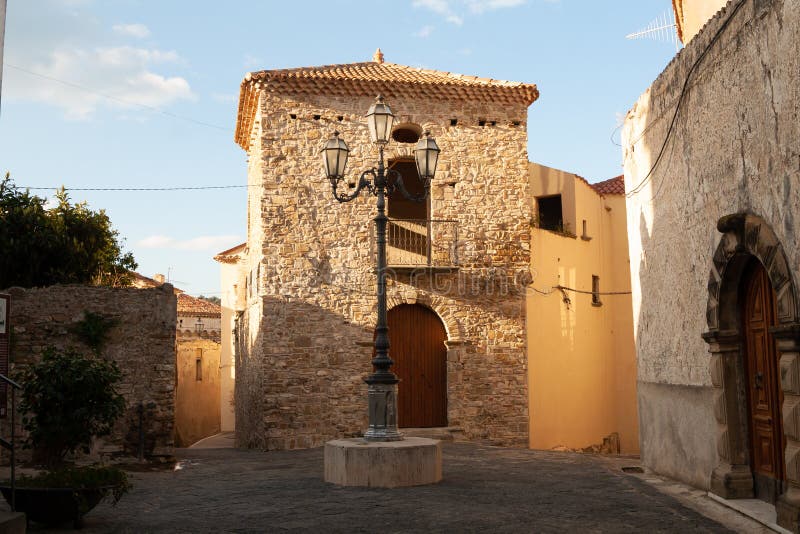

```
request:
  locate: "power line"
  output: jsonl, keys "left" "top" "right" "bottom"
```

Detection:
{"left": 626, "top": 0, "right": 746, "bottom": 198}
{"left": 21, "top": 184, "right": 252, "bottom": 191}
{"left": 5, "top": 63, "right": 232, "bottom": 132}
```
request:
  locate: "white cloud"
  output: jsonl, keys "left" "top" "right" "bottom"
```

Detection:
{"left": 3, "top": 3, "right": 194, "bottom": 119}
{"left": 112, "top": 23, "right": 151, "bottom": 39}
{"left": 138, "top": 235, "right": 244, "bottom": 252}
{"left": 412, "top": 0, "right": 525, "bottom": 24}
{"left": 414, "top": 25, "right": 435, "bottom": 38}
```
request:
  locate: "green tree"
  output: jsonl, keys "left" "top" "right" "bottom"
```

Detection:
{"left": 0, "top": 174, "right": 137, "bottom": 287}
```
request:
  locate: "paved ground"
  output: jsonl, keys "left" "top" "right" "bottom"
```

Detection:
{"left": 11, "top": 442, "right": 770, "bottom": 533}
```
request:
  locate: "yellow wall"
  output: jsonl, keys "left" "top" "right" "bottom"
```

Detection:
{"left": 674, "top": 0, "right": 727, "bottom": 43}
{"left": 527, "top": 162, "right": 639, "bottom": 453}
{"left": 175, "top": 338, "right": 221, "bottom": 447}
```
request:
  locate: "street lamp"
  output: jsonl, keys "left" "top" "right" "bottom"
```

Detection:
{"left": 321, "top": 95, "right": 440, "bottom": 441}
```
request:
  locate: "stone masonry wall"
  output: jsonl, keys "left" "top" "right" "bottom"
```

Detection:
{"left": 622, "top": 0, "right": 800, "bottom": 487}
{"left": 2, "top": 284, "right": 177, "bottom": 459}
{"left": 238, "top": 89, "right": 532, "bottom": 450}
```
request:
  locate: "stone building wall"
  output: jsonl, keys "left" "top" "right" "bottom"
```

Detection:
{"left": 622, "top": 0, "right": 800, "bottom": 490}
{"left": 2, "top": 284, "right": 177, "bottom": 459}
{"left": 237, "top": 89, "right": 532, "bottom": 450}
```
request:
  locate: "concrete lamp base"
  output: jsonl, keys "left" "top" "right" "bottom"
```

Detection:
{"left": 324, "top": 437, "right": 442, "bottom": 488}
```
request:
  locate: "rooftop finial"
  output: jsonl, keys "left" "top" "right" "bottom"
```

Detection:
{"left": 373, "top": 48, "right": 384, "bottom": 64}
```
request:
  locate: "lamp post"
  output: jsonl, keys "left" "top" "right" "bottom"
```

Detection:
{"left": 321, "top": 95, "right": 440, "bottom": 441}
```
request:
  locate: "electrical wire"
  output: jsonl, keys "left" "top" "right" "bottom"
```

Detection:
{"left": 5, "top": 63, "right": 232, "bottom": 132}
{"left": 21, "top": 185, "right": 252, "bottom": 191}
{"left": 626, "top": 0, "right": 746, "bottom": 198}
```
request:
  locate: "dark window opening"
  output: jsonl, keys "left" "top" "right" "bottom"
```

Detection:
{"left": 289, "top": 113, "right": 297, "bottom": 119}
{"left": 489, "top": 120, "right": 496, "bottom": 126}
{"left": 478, "top": 119, "right": 486, "bottom": 127}
{"left": 387, "top": 159, "right": 429, "bottom": 260}
{"left": 392, "top": 126, "right": 421, "bottom": 144}
{"left": 592, "top": 275, "right": 602, "bottom": 306}
{"left": 337, "top": 115, "right": 343, "bottom": 121}
{"left": 313, "top": 114, "right": 321, "bottom": 120}
{"left": 536, "top": 195, "right": 563, "bottom": 232}
{"left": 450, "top": 118, "right": 458, "bottom": 126}
{"left": 511, "top": 120, "right": 521, "bottom": 127}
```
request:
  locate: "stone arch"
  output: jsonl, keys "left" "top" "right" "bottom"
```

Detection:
{"left": 704, "top": 212, "right": 800, "bottom": 526}
{"left": 386, "top": 289, "right": 463, "bottom": 343}
{"left": 706, "top": 212, "right": 798, "bottom": 331}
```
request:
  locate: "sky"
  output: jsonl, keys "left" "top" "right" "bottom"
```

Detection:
{"left": 0, "top": 0, "right": 679, "bottom": 297}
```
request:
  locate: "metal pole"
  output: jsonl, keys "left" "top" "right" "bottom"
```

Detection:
{"left": 10, "top": 386, "right": 15, "bottom": 512}
{"left": 363, "top": 145, "right": 402, "bottom": 442}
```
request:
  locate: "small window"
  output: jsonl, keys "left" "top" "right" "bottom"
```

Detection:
{"left": 391, "top": 124, "right": 422, "bottom": 143}
{"left": 195, "top": 348, "right": 203, "bottom": 381}
{"left": 581, "top": 219, "right": 592, "bottom": 241}
{"left": 536, "top": 195, "right": 563, "bottom": 232}
{"left": 592, "top": 275, "right": 602, "bottom": 306}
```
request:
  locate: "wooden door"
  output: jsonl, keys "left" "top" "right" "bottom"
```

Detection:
{"left": 743, "top": 260, "right": 785, "bottom": 502}
{"left": 387, "top": 304, "right": 447, "bottom": 428}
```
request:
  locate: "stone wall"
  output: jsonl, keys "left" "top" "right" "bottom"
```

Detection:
{"left": 2, "top": 284, "right": 177, "bottom": 459}
{"left": 237, "top": 89, "right": 532, "bottom": 450}
{"left": 622, "top": 0, "right": 800, "bottom": 492}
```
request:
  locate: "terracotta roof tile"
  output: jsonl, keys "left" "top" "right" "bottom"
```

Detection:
{"left": 177, "top": 293, "right": 221, "bottom": 317}
{"left": 235, "top": 60, "right": 539, "bottom": 150}
{"left": 591, "top": 175, "right": 625, "bottom": 196}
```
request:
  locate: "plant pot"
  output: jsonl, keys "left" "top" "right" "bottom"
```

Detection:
{"left": 0, "top": 485, "right": 113, "bottom": 528}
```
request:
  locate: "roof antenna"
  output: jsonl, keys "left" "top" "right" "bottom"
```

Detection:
{"left": 373, "top": 48, "right": 384, "bottom": 64}
{"left": 626, "top": 11, "right": 681, "bottom": 51}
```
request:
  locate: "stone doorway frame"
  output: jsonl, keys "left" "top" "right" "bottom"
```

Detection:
{"left": 703, "top": 213, "right": 800, "bottom": 530}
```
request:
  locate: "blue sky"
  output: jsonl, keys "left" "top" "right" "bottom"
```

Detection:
{"left": 0, "top": 0, "right": 677, "bottom": 296}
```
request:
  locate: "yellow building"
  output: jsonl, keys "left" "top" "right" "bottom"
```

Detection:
{"left": 527, "top": 163, "right": 639, "bottom": 454}
{"left": 672, "top": 0, "right": 728, "bottom": 43}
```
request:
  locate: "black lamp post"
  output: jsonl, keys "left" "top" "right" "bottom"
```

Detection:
{"left": 321, "top": 95, "right": 440, "bottom": 441}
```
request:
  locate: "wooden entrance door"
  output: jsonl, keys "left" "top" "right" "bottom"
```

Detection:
{"left": 742, "top": 260, "right": 785, "bottom": 502}
{"left": 387, "top": 304, "right": 447, "bottom": 428}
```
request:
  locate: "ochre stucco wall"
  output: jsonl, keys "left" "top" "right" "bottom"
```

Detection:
{"left": 527, "top": 163, "right": 638, "bottom": 453}
{"left": 175, "top": 337, "right": 221, "bottom": 447}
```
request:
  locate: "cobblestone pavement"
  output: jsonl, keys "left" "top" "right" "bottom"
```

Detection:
{"left": 16, "top": 443, "right": 768, "bottom": 533}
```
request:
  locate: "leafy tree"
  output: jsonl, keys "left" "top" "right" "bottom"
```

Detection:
{"left": 197, "top": 294, "right": 221, "bottom": 305}
{"left": 17, "top": 347, "right": 126, "bottom": 469}
{"left": 0, "top": 173, "right": 137, "bottom": 287}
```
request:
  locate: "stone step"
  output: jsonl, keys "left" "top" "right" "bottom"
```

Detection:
{"left": 400, "top": 427, "right": 464, "bottom": 441}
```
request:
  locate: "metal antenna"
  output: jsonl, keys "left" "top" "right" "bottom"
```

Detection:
{"left": 626, "top": 11, "right": 681, "bottom": 51}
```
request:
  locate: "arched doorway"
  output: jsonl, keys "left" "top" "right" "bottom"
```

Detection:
{"left": 387, "top": 304, "right": 447, "bottom": 428}
{"left": 741, "top": 258, "right": 785, "bottom": 502}
{"left": 704, "top": 213, "right": 800, "bottom": 528}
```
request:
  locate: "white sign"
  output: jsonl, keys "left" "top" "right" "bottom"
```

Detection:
{"left": 0, "top": 296, "right": 6, "bottom": 335}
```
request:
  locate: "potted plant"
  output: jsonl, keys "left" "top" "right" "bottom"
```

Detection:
{"left": 1, "top": 346, "right": 131, "bottom": 528}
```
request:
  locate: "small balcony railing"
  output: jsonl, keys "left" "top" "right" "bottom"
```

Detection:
{"left": 373, "top": 219, "right": 459, "bottom": 267}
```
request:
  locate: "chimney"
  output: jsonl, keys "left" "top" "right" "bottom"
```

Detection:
{"left": 154, "top": 273, "right": 166, "bottom": 284}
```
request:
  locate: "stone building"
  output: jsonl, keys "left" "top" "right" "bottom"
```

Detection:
{"left": 623, "top": 0, "right": 800, "bottom": 529}
{"left": 229, "top": 51, "right": 538, "bottom": 450}
{"left": 132, "top": 272, "right": 222, "bottom": 447}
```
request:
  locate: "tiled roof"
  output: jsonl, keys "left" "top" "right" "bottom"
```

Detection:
{"left": 235, "top": 57, "right": 539, "bottom": 149}
{"left": 591, "top": 175, "right": 625, "bottom": 196}
{"left": 177, "top": 293, "right": 221, "bottom": 317}
{"left": 214, "top": 242, "right": 247, "bottom": 264}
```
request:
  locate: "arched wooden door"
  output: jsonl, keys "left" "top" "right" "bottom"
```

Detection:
{"left": 742, "top": 259, "right": 785, "bottom": 502}
{"left": 387, "top": 304, "right": 447, "bottom": 428}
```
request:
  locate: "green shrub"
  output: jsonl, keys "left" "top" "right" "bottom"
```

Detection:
{"left": 17, "top": 347, "right": 126, "bottom": 469}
